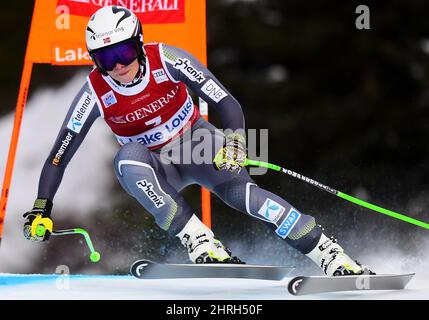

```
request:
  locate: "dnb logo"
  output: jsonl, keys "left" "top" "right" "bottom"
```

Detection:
{"left": 275, "top": 208, "right": 302, "bottom": 239}
{"left": 257, "top": 198, "right": 285, "bottom": 222}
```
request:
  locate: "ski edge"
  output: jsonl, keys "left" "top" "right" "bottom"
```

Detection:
{"left": 130, "top": 259, "right": 295, "bottom": 280}
{"left": 287, "top": 273, "right": 416, "bottom": 296}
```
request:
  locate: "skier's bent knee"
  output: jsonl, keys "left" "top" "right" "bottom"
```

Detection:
{"left": 114, "top": 142, "right": 154, "bottom": 171}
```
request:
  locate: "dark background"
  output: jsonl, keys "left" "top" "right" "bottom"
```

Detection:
{"left": 1, "top": 0, "right": 428, "bottom": 275}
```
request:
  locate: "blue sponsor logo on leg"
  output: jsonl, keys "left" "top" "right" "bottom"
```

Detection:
{"left": 275, "top": 209, "right": 301, "bottom": 239}
{"left": 257, "top": 198, "right": 285, "bottom": 222}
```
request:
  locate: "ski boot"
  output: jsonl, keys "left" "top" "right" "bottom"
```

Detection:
{"left": 177, "top": 215, "right": 244, "bottom": 264}
{"left": 306, "top": 233, "right": 375, "bottom": 276}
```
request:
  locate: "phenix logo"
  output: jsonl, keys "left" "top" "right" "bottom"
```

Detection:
{"left": 52, "top": 132, "right": 74, "bottom": 166}
{"left": 173, "top": 58, "right": 206, "bottom": 83}
{"left": 136, "top": 180, "right": 165, "bottom": 208}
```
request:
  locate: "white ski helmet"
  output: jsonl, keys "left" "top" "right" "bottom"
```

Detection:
{"left": 85, "top": 5, "right": 145, "bottom": 75}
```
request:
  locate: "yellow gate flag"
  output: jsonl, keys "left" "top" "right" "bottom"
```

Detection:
{"left": 0, "top": 0, "right": 211, "bottom": 238}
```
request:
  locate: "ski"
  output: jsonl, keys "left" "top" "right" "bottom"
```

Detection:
{"left": 130, "top": 259, "right": 294, "bottom": 280}
{"left": 288, "top": 273, "right": 415, "bottom": 296}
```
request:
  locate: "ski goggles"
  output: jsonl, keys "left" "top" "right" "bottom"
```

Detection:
{"left": 93, "top": 40, "right": 139, "bottom": 72}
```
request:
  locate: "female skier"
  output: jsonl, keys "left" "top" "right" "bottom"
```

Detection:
{"left": 23, "top": 6, "right": 372, "bottom": 276}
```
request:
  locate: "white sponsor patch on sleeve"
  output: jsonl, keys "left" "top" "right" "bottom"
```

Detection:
{"left": 67, "top": 92, "right": 95, "bottom": 133}
{"left": 201, "top": 79, "right": 228, "bottom": 103}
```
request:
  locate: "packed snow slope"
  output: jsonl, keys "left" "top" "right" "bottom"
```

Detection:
{"left": 0, "top": 274, "right": 428, "bottom": 300}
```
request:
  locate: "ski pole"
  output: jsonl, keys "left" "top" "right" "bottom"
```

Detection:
{"left": 51, "top": 228, "right": 101, "bottom": 263}
{"left": 244, "top": 159, "right": 429, "bottom": 230}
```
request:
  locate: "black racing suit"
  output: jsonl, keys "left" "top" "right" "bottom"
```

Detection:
{"left": 37, "top": 44, "right": 322, "bottom": 255}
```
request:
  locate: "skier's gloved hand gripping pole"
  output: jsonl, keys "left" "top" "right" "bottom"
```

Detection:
{"left": 213, "top": 133, "right": 247, "bottom": 173}
{"left": 23, "top": 198, "right": 101, "bottom": 262}
{"left": 244, "top": 159, "right": 429, "bottom": 230}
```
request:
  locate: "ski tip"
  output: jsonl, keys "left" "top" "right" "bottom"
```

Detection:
{"left": 130, "top": 259, "right": 155, "bottom": 277}
{"left": 287, "top": 276, "right": 305, "bottom": 296}
{"left": 400, "top": 273, "right": 416, "bottom": 286}
{"left": 287, "top": 273, "right": 416, "bottom": 296}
